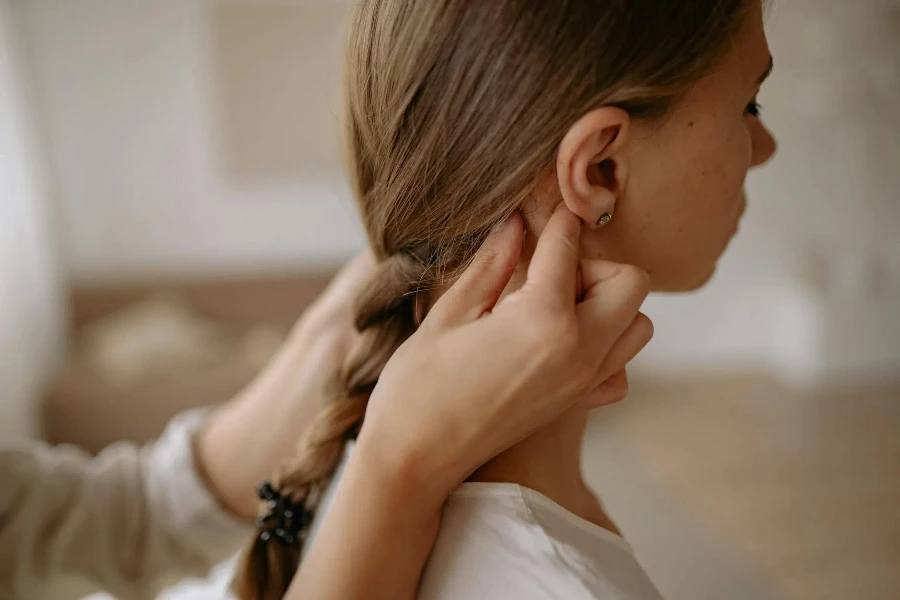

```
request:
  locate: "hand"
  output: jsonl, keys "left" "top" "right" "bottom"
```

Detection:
{"left": 290, "top": 251, "right": 375, "bottom": 344}
{"left": 195, "top": 252, "right": 374, "bottom": 519}
{"left": 358, "top": 204, "right": 653, "bottom": 501}
{"left": 289, "top": 206, "right": 651, "bottom": 600}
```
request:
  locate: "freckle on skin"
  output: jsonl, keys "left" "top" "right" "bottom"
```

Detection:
{"left": 688, "top": 121, "right": 694, "bottom": 128}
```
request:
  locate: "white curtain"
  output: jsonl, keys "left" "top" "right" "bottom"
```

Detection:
{"left": 0, "top": 0, "right": 65, "bottom": 440}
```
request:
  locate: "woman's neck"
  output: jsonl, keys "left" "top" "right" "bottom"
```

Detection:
{"left": 467, "top": 409, "right": 620, "bottom": 535}
{"left": 442, "top": 246, "right": 618, "bottom": 533}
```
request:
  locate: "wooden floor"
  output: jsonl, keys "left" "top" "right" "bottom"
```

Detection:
{"left": 583, "top": 375, "right": 900, "bottom": 600}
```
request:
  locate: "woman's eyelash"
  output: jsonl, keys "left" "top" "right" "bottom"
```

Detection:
{"left": 746, "top": 100, "right": 763, "bottom": 117}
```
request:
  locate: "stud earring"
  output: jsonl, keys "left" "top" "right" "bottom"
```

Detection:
{"left": 596, "top": 212, "right": 612, "bottom": 227}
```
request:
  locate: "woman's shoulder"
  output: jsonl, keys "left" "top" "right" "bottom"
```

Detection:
{"left": 417, "top": 483, "right": 663, "bottom": 600}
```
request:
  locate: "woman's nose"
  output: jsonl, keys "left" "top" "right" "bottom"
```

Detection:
{"left": 750, "top": 119, "right": 777, "bottom": 168}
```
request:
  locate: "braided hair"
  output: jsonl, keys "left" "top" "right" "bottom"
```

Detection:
{"left": 233, "top": 252, "right": 428, "bottom": 600}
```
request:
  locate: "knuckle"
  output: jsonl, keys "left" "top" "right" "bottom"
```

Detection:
{"left": 634, "top": 312, "right": 654, "bottom": 341}
{"left": 557, "top": 233, "right": 579, "bottom": 261}
{"left": 590, "top": 374, "right": 629, "bottom": 406}
{"left": 607, "top": 371, "right": 629, "bottom": 401}
{"left": 573, "top": 356, "right": 597, "bottom": 387}
{"left": 618, "top": 265, "right": 651, "bottom": 297}
{"left": 471, "top": 248, "right": 500, "bottom": 270}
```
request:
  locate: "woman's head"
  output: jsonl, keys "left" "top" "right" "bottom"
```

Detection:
{"left": 236, "top": 2, "right": 776, "bottom": 598}
{"left": 346, "top": 0, "right": 776, "bottom": 293}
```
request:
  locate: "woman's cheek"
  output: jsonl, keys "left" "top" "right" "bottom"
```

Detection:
{"left": 740, "top": 121, "right": 757, "bottom": 171}
{"left": 720, "top": 130, "right": 754, "bottom": 200}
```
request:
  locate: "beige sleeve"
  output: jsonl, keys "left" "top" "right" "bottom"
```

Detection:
{"left": 0, "top": 409, "right": 253, "bottom": 599}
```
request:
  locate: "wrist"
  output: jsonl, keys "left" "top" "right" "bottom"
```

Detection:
{"left": 292, "top": 424, "right": 443, "bottom": 600}
{"left": 336, "top": 436, "right": 444, "bottom": 554}
{"left": 194, "top": 410, "right": 262, "bottom": 520}
{"left": 353, "top": 423, "right": 460, "bottom": 513}
{"left": 196, "top": 328, "right": 352, "bottom": 519}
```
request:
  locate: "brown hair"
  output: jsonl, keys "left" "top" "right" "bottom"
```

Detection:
{"left": 235, "top": 1, "right": 750, "bottom": 597}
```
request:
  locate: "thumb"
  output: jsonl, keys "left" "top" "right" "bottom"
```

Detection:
{"left": 428, "top": 213, "right": 524, "bottom": 328}
{"left": 524, "top": 203, "right": 581, "bottom": 308}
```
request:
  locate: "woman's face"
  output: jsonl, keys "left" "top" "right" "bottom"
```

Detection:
{"left": 571, "top": 1, "right": 777, "bottom": 292}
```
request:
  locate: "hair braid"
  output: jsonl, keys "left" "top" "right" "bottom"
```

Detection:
{"left": 233, "top": 252, "right": 427, "bottom": 600}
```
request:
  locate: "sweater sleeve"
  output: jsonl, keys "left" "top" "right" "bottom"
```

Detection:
{"left": 0, "top": 409, "right": 253, "bottom": 599}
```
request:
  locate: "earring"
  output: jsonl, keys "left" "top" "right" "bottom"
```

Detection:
{"left": 596, "top": 212, "right": 612, "bottom": 227}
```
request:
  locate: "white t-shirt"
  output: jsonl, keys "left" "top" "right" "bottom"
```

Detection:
{"left": 159, "top": 444, "right": 664, "bottom": 600}
{"left": 417, "top": 483, "right": 663, "bottom": 599}
{"left": 308, "top": 445, "right": 663, "bottom": 600}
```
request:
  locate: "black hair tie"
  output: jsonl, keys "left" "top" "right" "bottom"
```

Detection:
{"left": 255, "top": 481, "right": 313, "bottom": 546}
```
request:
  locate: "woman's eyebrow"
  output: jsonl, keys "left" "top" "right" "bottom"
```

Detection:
{"left": 757, "top": 55, "right": 774, "bottom": 85}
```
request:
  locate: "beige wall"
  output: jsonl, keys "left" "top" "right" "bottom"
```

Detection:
{"left": 17, "top": 0, "right": 900, "bottom": 386}
{"left": 19, "top": 0, "right": 360, "bottom": 283}
{"left": 213, "top": 4, "right": 346, "bottom": 182}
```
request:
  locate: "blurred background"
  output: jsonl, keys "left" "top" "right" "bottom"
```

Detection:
{"left": 1, "top": 0, "right": 898, "bottom": 598}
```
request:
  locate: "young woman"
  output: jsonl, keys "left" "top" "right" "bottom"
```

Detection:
{"left": 239, "top": 0, "right": 777, "bottom": 598}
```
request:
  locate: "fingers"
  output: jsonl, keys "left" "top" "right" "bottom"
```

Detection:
{"left": 578, "top": 260, "right": 623, "bottom": 298}
{"left": 323, "top": 251, "right": 377, "bottom": 298}
{"left": 580, "top": 369, "right": 629, "bottom": 407}
{"left": 427, "top": 214, "right": 524, "bottom": 328}
{"left": 585, "top": 312, "right": 653, "bottom": 391}
{"left": 575, "top": 311, "right": 652, "bottom": 409}
{"left": 576, "top": 262, "right": 650, "bottom": 358}
{"left": 525, "top": 204, "right": 582, "bottom": 307}
{"left": 295, "top": 250, "right": 376, "bottom": 334}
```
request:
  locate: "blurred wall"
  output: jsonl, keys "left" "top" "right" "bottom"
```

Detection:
{"left": 640, "top": 0, "right": 900, "bottom": 386}
{"left": 0, "top": 0, "right": 65, "bottom": 439}
{"left": 16, "top": 0, "right": 900, "bottom": 386}
{"left": 18, "top": 0, "right": 361, "bottom": 283}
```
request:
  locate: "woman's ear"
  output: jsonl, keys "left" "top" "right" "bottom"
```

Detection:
{"left": 556, "top": 107, "right": 630, "bottom": 228}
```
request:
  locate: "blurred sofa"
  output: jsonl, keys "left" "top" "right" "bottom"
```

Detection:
{"left": 43, "top": 272, "right": 334, "bottom": 453}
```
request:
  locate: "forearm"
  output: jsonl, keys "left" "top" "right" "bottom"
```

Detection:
{"left": 288, "top": 435, "right": 445, "bottom": 600}
{"left": 197, "top": 319, "right": 350, "bottom": 520}
{"left": 0, "top": 411, "right": 249, "bottom": 598}
{"left": 196, "top": 255, "right": 370, "bottom": 521}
